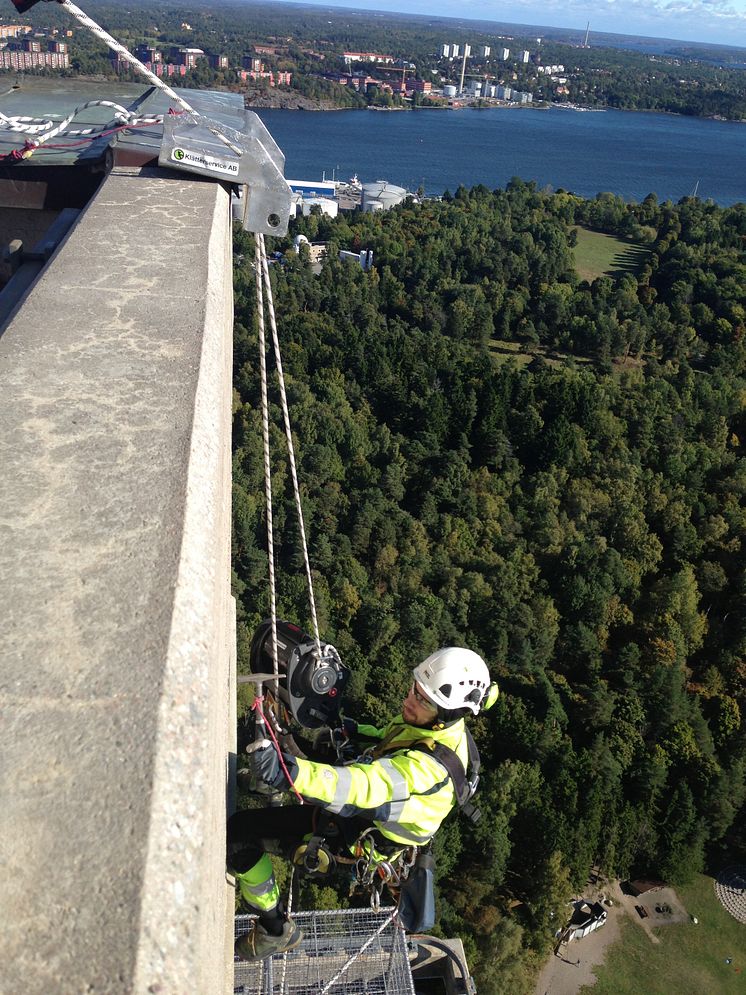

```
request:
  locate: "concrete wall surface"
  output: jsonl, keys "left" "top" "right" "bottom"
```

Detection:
{"left": 0, "top": 167, "right": 236, "bottom": 994}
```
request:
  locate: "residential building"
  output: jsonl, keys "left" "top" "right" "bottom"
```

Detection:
{"left": 0, "top": 24, "right": 31, "bottom": 39}
{"left": 0, "top": 38, "right": 69, "bottom": 70}
{"left": 141, "top": 62, "right": 187, "bottom": 78}
{"left": 343, "top": 51, "right": 394, "bottom": 64}
{"left": 323, "top": 72, "right": 378, "bottom": 91}
{"left": 240, "top": 69, "right": 292, "bottom": 86}
{"left": 134, "top": 44, "right": 160, "bottom": 64}
{"left": 242, "top": 55, "right": 264, "bottom": 71}
{"left": 177, "top": 48, "right": 205, "bottom": 68}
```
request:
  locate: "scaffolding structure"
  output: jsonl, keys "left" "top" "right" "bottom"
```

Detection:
{"left": 233, "top": 908, "right": 416, "bottom": 995}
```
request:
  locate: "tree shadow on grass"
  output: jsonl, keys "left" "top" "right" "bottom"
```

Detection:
{"left": 608, "top": 243, "right": 651, "bottom": 276}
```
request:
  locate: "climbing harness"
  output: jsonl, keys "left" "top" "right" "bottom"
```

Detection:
{"left": 350, "top": 828, "right": 418, "bottom": 911}
{"left": 413, "top": 727, "right": 483, "bottom": 824}
{"left": 0, "top": 0, "right": 292, "bottom": 235}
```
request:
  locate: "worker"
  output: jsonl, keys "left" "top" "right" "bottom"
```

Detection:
{"left": 227, "top": 646, "right": 497, "bottom": 961}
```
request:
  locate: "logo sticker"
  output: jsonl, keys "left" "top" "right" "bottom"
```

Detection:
{"left": 169, "top": 146, "right": 239, "bottom": 176}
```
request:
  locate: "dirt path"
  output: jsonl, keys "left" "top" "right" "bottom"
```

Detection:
{"left": 533, "top": 882, "right": 623, "bottom": 995}
{"left": 533, "top": 879, "right": 690, "bottom": 993}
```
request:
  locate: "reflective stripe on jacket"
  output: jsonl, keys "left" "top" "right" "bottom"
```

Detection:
{"left": 291, "top": 715, "right": 468, "bottom": 847}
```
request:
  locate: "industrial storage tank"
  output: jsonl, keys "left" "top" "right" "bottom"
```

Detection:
{"left": 301, "top": 197, "right": 339, "bottom": 218}
{"left": 443, "top": 84, "right": 457, "bottom": 98}
{"left": 361, "top": 180, "right": 409, "bottom": 213}
{"left": 376, "top": 187, "right": 403, "bottom": 204}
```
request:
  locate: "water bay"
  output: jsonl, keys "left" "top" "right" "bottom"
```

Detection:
{"left": 257, "top": 105, "right": 745, "bottom": 205}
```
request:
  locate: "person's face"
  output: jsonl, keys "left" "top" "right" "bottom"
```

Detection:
{"left": 402, "top": 681, "right": 438, "bottom": 726}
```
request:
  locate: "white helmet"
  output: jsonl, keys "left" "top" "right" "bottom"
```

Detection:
{"left": 413, "top": 647, "right": 490, "bottom": 715}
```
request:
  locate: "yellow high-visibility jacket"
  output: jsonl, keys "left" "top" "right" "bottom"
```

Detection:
{"left": 292, "top": 715, "right": 468, "bottom": 847}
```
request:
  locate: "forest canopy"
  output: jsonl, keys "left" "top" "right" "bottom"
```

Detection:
{"left": 231, "top": 184, "right": 746, "bottom": 992}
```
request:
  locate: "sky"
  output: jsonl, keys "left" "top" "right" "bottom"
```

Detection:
{"left": 284, "top": 0, "right": 746, "bottom": 49}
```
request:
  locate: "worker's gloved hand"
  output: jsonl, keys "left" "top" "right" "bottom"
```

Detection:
{"left": 245, "top": 739, "right": 298, "bottom": 790}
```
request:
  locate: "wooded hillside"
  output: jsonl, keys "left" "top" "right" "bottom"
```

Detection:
{"left": 232, "top": 185, "right": 746, "bottom": 992}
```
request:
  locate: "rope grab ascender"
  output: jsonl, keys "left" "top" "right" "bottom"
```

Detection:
{"left": 2, "top": 0, "right": 292, "bottom": 237}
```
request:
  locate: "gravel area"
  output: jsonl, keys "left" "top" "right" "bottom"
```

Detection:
{"left": 533, "top": 880, "right": 622, "bottom": 995}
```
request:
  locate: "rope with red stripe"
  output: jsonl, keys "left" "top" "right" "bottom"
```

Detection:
{"left": 251, "top": 695, "right": 304, "bottom": 805}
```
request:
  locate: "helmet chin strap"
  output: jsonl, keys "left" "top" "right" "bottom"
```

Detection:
{"left": 433, "top": 707, "right": 468, "bottom": 727}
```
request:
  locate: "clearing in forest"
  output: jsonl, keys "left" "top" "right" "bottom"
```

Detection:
{"left": 578, "top": 872, "right": 746, "bottom": 995}
{"left": 572, "top": 227, "right": 650, "bottom": 282}
{"left": 487, "top": 339, "right": 592, "bottom": 368}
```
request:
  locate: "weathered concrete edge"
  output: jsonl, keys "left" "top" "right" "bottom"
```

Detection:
{"left": 131, "top": 183, "right": 235, "bottom": 994}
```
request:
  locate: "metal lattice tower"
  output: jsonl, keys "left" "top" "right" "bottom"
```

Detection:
{"left": 233, "top": 908, "right": 416, "bottom": 995}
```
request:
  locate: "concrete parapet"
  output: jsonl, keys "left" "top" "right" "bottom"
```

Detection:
{"left": 0, "top": 167, "right": 235, "bottom": 993}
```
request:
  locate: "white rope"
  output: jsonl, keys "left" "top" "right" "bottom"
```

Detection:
{"left": 58, "top": 1, "right": 243, "bottom": 157}
{"left": 59, "top": 0, "right": 196, "bottom": 114}
{"left": 0, "top": 99, "right": 162, "bottom": 151}
{"left": 258, "top": 233, "right": 323, "bottom": 658}
{"left": 254, "top": 234, "right": 280, "bottom": 701}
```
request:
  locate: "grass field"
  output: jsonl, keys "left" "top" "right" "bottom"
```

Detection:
{"left": 572, "top": 227, "right": 651, "bottom": 282}
{"left": 487, "top": 339, "right": 535, "bottom": 368}
{"left": 579, "top": 874, "right": 746, "bottom": 995}
{"left": 487, "top": 339, "right": 592, "bottom": 369}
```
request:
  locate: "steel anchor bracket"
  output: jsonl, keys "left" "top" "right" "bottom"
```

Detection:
{"left": 159, "top": 109, "right": 292, "bottom": 236}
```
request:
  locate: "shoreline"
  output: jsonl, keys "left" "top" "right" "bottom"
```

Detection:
{"left": 56, "top": 73, "right": 742, "bottom": 124}
{"left": 248, "top": 95, "right": 744, "bottom": 124}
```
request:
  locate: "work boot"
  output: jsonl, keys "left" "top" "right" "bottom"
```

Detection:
{"left": 235, "top": 918, "right": 303, "bottom": 961}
